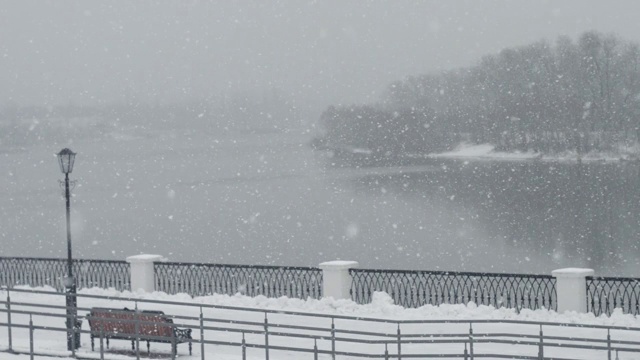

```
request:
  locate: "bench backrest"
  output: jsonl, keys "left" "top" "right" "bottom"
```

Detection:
{"left": 88, "top": 308, "right": 173, "bottom": 338}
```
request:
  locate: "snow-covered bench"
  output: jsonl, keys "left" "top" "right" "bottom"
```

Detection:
{"left": 87, "top": 307, "right": 192, "bottom": 356}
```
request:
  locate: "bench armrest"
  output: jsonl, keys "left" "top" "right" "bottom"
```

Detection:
{"left": 174, "top": 328, "right": 192, "bottom": 341}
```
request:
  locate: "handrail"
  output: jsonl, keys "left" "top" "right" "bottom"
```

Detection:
{"left": 0, "top": 256, "right": 127, "bottom": 263}
{"left": 586, "top": 275, "right": 640, "bottom": 281}
{"left": 351, "top": 268, "right": 554, "bottom": 278}
{"left": 157, "top": 260, "right": 321, "bottom": 271}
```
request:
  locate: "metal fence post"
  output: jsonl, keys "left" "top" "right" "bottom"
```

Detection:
{"left": 331, "top": 317, "right": 336, "bottom": 360}
{"left": 607, "top": 329, "right": 612, "bottom": 360}
{"left": 397, "top": 323, "right": 402, "bottom": 360}
{"left": 469, "top": 323, "right": 474, "bottom": 360}
{"left": 6, "top": 290, "right": 12, "bottom": 353}
{"left": 134, "top": 301, "right": 140, "bottom": 360}
{"left": 538, "top": 325, "right": 544, "bottom": 360}
{"left": 464, "top": 342, "right": 468, "bottom": 360}
{"left": 264, "top": 312, "right": 270, "bottom": 360}
{"left": 314, "top": 339, "right": 319, "bottom": 360}
{"left": 200, "top": 307, "right": 205, "bottom": 360}
{"left": 242, "top": 332, "right": 247, "bottom": 360}
{"left": 29, "top": 315, "right": 34, "bottom": 360}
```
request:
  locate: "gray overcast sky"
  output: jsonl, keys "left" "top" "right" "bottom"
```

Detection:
{"left": 1, "top": 0, "right": 640, "bottom": 119}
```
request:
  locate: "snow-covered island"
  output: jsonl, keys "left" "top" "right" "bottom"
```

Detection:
{"left": 426, "top": 142, "right": 640, "bottom": 162}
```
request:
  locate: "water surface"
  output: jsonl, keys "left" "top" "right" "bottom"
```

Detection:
{"left": 2, "top": 130, "right": 639, "bottom": 276}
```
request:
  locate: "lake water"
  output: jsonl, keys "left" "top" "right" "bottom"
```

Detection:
{"left": 2, "top": 129, "right": 640, "bottom": 276}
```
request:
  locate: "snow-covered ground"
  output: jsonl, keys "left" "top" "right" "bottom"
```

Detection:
{"left": 3, "top": 287, "right": 640, "bottom": 359}
{"left": 429, "top": 142, "right": 640, "bottom": 162}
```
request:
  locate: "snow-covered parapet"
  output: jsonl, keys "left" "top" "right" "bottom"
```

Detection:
{"left": 126, "top": 254, "right": 165, "bottom": 293}
{"left": 319, "top": 260, "right": 359, "bottom": 300}
{"left": 552, "top": 268, "right": 594, "bottom": 314}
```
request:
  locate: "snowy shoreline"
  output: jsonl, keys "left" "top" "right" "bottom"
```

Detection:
{"left": 324, "top": 142, "right": 640, "bottom": 165}
{"left": 425, "top": 143, "right": 640, "bottom": 163}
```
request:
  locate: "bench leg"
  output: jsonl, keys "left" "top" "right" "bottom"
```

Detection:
{"left": 91, "top": 335, "right": 94, "bottom": 351}
{"left": 147, "top": 340, "right": 150, "bottom": 355}
{"left": 189, "top": 341, "right": 192, "bottom": 355}
{"left": 106, "top": 337, "right": 109, "bottom": 349}
{"left": 131, "top": 340, "right": 135, "bottom": 351}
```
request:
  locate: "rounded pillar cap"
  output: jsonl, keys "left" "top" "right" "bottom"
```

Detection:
{"left": 319, "top": 260, "right": 359, "bottom": 270}
{"left": 552, "top": 268, "right": 594, "bottom": 278}
{"left": 126, "top": 254, "right": 165, "bottom": 263}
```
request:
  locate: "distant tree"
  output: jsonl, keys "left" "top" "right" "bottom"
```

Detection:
{"left": 318, "top": 31, "right": 640, "bottom": 161}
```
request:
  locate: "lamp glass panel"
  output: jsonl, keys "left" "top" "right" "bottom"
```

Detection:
{"left": 57, "top": 149, "right": 76, "bottom": 174}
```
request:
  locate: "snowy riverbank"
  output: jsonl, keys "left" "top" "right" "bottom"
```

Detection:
{"left": 428, "top": 143, "right": 640, "bottom": 162}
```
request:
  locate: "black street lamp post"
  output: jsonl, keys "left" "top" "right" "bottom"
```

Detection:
{"left": 57, "top": 148, "right": 79, "bottom": 351}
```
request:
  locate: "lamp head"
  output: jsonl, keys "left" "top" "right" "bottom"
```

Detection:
{"left": 57, "top": 148, "right": 76, "bottom": 174}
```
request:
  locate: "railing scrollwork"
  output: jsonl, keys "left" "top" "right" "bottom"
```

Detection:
{"left": 587, "top": 276, "right": 640, "bottom": 316}
{"left": 350, "top": 268, "right": 557, "bottom": 311}
{"left": 155, "top": 262, "right": 323, "bottom": 299}
{"left": 0, "top": 257, "right": 130, "bottom": 292}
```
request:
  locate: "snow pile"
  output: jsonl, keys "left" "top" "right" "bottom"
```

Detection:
{"left": 75, "top": 287, "right": 640, "bottom": 327}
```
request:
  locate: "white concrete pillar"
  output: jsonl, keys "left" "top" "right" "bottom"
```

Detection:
{"left": 126, "top": 254, "right": 165, "bottom": 293}
{"left": 319, "top": 260, "right": 359, "bottom": 300}
{"left": 551, "top": 268, "right": 594, "bottom": 313}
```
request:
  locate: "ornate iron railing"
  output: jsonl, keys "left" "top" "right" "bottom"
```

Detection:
{"left": 586, "top": 276, "right": 640, "bottom": 316}
{"left": 0, "top": 257, "right": 130, "bottom": 292}
{"left": 350, "top": 269, "right": 557, "bottom": 311}
{"left": 155, "top": 262, "right": 323, "bottom": 299}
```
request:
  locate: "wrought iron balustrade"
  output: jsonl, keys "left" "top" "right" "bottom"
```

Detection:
{"left": 0, "top": 257, "right": 130, "bottom": 292}
{"left": 350, "top": 268, "right": 557, "bottom": 311}
{"left": 10, "top": 257, "right": 640, "bottom": 318}
{"left": 155, "top": 262, "right": 323, "bottom": 299}
{"left": 587, "top": 276, "right": 640, "bottom": 316}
